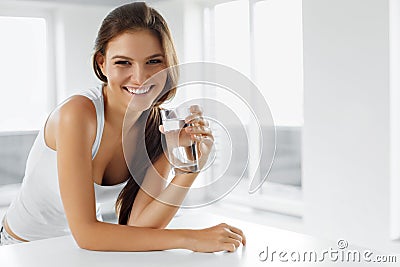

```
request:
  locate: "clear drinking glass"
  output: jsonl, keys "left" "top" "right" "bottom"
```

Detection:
{"left": 160, "top": 106, "right": 200, "bottom": 173}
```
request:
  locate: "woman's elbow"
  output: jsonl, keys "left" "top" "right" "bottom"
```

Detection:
{"left": 70, "top": 223, "right": 102, "bottom": 251}
{"left": 72, "top": 232, "right": 98, "bottom": 250}
{"left": 76, "top": 240, "right": 94, "bottom": 251}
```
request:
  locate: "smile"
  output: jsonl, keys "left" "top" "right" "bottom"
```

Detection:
{"left": 123, "top": 85, "right": 154, "bottom": 95}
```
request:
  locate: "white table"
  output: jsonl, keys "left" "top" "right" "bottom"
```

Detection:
{"left": 0, "top": 212, "right": 395, "bottom": 266}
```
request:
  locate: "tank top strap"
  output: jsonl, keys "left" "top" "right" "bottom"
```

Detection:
{"left": 78, "top": 84, "right": 105, "bottom": 159}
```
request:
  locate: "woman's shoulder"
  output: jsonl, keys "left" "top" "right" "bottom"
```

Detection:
{"left": 59, "top": 95, "right": 97, "bottom": 117}
{"left": 58, "top": 95, "right": 98, "bottom": 132}
{"left": 45, "top": 95, "right": 97, "bottom": 149}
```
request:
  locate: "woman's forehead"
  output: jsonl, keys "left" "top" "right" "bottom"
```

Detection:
{"left": 106, "top": 30, "right": 164, "bottom": 60}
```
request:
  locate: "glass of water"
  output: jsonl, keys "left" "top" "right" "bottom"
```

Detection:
{"left": 160, "top": 106, "right": 200, "bottom": 173}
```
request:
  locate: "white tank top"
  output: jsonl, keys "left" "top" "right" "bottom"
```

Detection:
{"left": 6, "top": 85, "right": 128, "bottom": 241}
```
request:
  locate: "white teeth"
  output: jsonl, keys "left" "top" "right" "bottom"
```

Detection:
{"left": 125, "top": 85, "right": 152, "bottom": 95}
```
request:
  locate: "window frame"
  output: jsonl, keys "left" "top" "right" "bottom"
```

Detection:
{"left": 200, "top": 0, "right": 303, "bottom": 217}
{"left": 0, "top": 4, "right": 57, "bottom": 133}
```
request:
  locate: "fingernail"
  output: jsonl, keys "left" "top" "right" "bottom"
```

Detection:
{"left": 189, "top": 105, "right": 202, "bottom": 113}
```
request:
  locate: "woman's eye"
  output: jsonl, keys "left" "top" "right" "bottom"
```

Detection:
{"left": 147, "top": 59, "right": 162, "bottom": 64}
{"left": 115, "top": 61, "right": 130, "bottom": 65}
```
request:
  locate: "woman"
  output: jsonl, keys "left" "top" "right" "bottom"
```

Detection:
{"left": 0, "top": 2, "right": 246, "bottom": 252}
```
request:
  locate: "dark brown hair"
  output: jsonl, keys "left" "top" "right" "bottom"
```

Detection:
{"left": 92, "top": 2, "right": 179, "bottom": 225}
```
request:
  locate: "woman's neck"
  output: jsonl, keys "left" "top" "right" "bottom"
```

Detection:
{"left": 102, "top": 84, "right": 142, "bottom": 133}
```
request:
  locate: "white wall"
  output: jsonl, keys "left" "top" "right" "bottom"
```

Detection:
{"left": 150, "top": 0, "right": 185, "bottom": 62}
{"left": 53, "top": 5, "right": 112, "bottom": 101}
{"left": 389, "top": 0, "right": 400, "bottom": 242}
{"left": 151, "top": 0, "right": 203, "bottom": 63}
{"left": 303, "top": 0, "right": 400, "bottom": 252}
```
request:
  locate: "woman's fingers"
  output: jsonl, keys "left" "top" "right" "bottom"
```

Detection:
{"left": 223, "top": 243, "right": 237, "bottom": 253}
{"left": 218, "top": 223, "right": 246, "bottom": 246}
{"left": 226, "top": 224, "right": 247, "bottom": 246}
{"left": 185, "top": 105, "right": 203, "bottom": 123}
{"left": 222, "top": 237, "right": 242, "bottom": 249}
{"left": 185, "top": 125, "right": 212, "bottom": 135}
{"left": 190, "top": 117, "right": 209, "bottom": 127}
{"left": 185, "top": 124, "right": 214, "bottom": 150}
{"left": 189, "top": 104, "right": 203, "bottom": 114}
{"left": 161, "top": 105, "right": 215, "bottom": 159}
{"left": 226, "top": 229, "right": 243, "bottom": 244}
{"left": 185, "top": 115, "right": 208, "bottom": 126}
{"left": 219, "top": 224, "right": 246, "bottom": 252}
{"left": 191, "top": 223, "right": 246, "bottom": 253}
{"left": 184, "top": 106, "right": 211, "bottom": 142}
{"left": 164, "top": 126, "right": 213, "bottom": 148}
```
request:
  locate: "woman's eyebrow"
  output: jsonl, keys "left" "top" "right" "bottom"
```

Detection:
{"left": 146, "top": 53, "right": 164, "bottom": 59}
{"left": 111, "top": 54, "right": 164, "bottom": 60}
{"left": 111, "top": 55, "right": 132, "bottom": 60}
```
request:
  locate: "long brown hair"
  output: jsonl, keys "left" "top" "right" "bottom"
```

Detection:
{"left": 92, "top": 2, "right": 179, "bottom": 225}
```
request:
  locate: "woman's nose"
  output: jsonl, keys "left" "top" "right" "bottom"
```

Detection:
{"left": 131, "top": 65, "right": 150, "bottom": 85}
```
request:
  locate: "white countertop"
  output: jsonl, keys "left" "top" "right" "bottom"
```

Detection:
{"left": 0, "top": 212, "right": 395, "bottom": 266}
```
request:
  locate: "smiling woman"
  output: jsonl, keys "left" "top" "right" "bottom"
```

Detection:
{"left": 95, "top": 30, "right": 168, "bottom": 112}
{"left": 0, "top": 2, "right": 246, "bottom": 253}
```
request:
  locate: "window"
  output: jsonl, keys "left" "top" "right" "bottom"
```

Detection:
{"left": 203, "top": 0, "right": 303, "bottom": 215}
{"left": 254, "top": 0, "right": 303, "bottom": 127}
{"left": 214, "top": 0, "right": 251, "bottom": 78}
{"left": 253, "top": 0, "right": 303, "bottom": 190}
{"left": 0, "top": 16, "right": 48, "bottom": 132}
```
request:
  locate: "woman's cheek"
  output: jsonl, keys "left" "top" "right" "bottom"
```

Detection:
{"left": 108, "top": 67, "right": 129, "bottom": 81}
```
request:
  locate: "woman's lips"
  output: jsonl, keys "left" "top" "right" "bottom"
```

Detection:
{"left": 123, "top": 85, "right": 154, "bottom": 95}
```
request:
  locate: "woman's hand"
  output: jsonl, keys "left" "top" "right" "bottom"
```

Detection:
{"left": 159, "top": 105, "right": 214, "bottom": 171}
{"left": 183, "top": 105, "right": 214, "bottom": 170}
{"left": 186, "top": 223, "right": 246, "bottom": 253}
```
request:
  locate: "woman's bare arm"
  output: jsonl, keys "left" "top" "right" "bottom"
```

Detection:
{"left": 127, "top": 154, "right": 197, "bottom": 228}
{"left": 54, "top": 97, "right": 188, "bottom": 251}
{"left": 128, "top": 109, "right": 213, "bottom": 229}
{"left": 55, "top": 97, "right": 244, "bottom": 252}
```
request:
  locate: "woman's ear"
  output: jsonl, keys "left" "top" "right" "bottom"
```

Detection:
{"left": 95, "top": 52, "right": 106, "bottom": 77}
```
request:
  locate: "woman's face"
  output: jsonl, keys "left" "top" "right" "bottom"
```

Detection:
{"left": 97, "top": 30, "right": 167, "bottom": 112}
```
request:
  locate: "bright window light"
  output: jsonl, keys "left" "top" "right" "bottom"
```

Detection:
{"left": 213, "top": 0, "right": 251, "bottom": 126}
{"left": 0, "top": 16, "right": 47, "bottom": 132}
{"left": 214, "top": 0, "right": 250, "bottom": 77}
{"left": 254, "top": 0, "right": 303, "bottom": 126}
